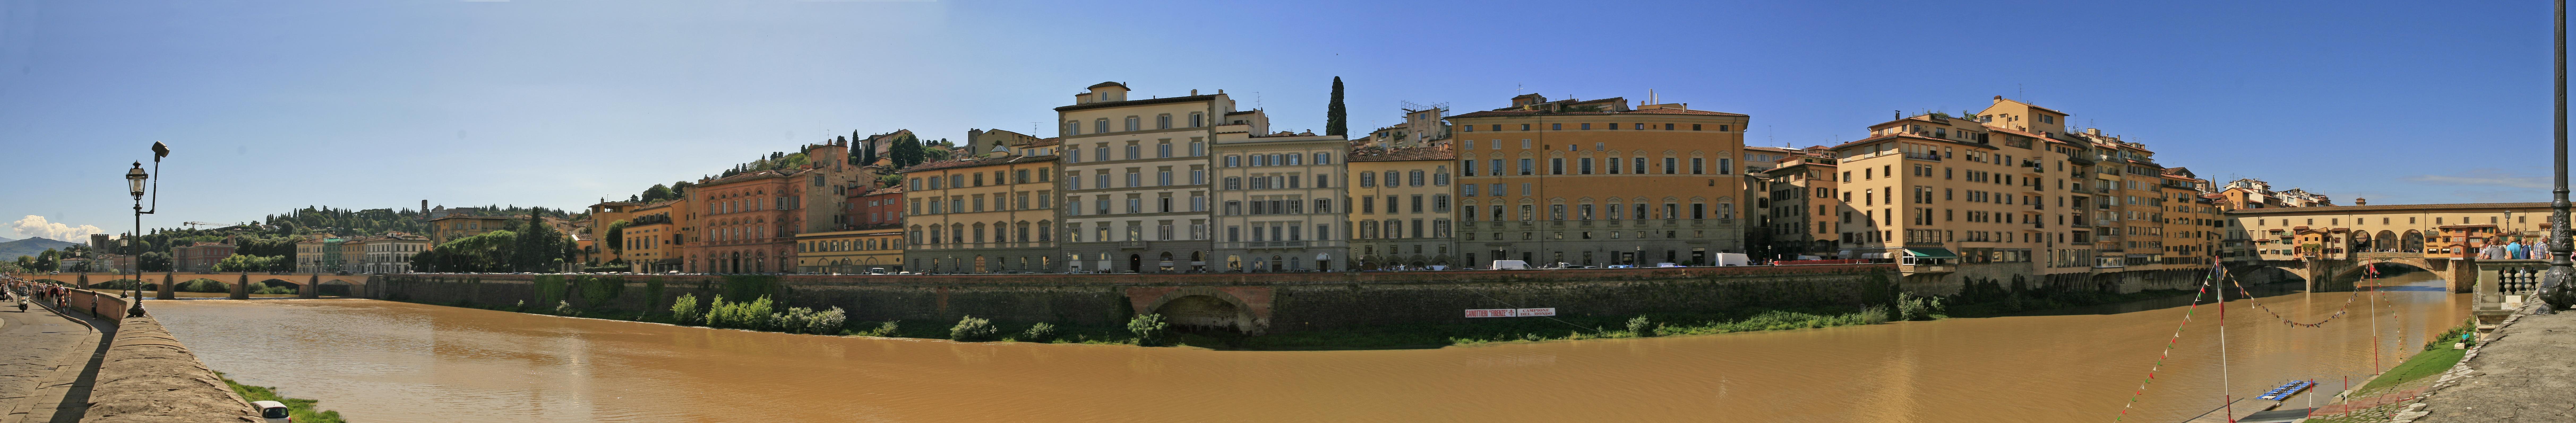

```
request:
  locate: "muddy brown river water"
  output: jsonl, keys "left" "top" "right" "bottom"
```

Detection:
{"left": 149, "top": 272, "right": 2468, "bottom": 422}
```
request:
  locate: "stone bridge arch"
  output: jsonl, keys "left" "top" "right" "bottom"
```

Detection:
{"left": 1124, "top": 286, "right": 1272, "bottom": 334}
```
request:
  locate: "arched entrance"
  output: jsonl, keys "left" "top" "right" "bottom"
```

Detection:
{"left": 2376, "top": 230, "right": 2399, "bottom": 253}
{"left": 1153, "top": 295, "right": 1248, "bottom": 332}
{"left": 2402, "top": 230, "right": 2425, "bottom": 253}
{"left": 973, "top": 256, "right": 988, "bottom": 273}
{"left": 1127, "top": 254, "right": 1142, "bottom": 273}
{"left": 318, "top": 280, "right": 357, "bottom": 296}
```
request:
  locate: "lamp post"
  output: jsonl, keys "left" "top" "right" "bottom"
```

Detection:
{"left": 2551, "top": 0, "right": 2575, "bottom": 312}
{"left": 126, "top": 162, "right": 151, "bottom": 316}
{"left": 128, "top": 142, "right": 167, "bottom": 315}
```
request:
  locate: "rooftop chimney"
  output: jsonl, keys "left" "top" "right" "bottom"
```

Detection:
{"left": 2354, "top": 198, "right": 2367, "bottom": 206}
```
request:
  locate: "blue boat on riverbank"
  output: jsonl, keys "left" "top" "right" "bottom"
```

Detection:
{"left": 2256, "top": 380, "right": 2312, "bottom": 401}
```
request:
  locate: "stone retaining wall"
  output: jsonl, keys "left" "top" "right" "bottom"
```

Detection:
{"left": 374, "top": 265, "right": 1903, "bottom": 330}
{"left": 80, "top": 316, "right": 256, "bottom": 423}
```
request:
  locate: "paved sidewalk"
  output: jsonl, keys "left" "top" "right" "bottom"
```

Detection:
{"left": 0, "top": 296, "right": 109, "bottom": 423}
{"left": 2417, "top": 307, "right": 2576, "bottom": 422}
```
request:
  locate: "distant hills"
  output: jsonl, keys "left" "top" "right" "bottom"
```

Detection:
{"left": 0, "top": 237, "right": 80, "bottom": 260}
{"left": 0, "top": 236, "right": 14, "bottom": 243}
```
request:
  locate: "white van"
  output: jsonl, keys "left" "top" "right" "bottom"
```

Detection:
{"left": 1488, "top": 260, "right": 1531, "bottom": 270}
{"left": 252, "top": 400, "right": 291, "bottom": 422}
{"left": 1711, "top": 253, "right": 1751, "bottom": 266}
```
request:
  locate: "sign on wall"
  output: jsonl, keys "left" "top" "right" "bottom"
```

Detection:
{"left": 1465, "top": 308, "right": 1557, "bottom": 318}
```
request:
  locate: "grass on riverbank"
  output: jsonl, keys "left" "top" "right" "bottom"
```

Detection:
{"left": 216, "top": 372, "right": 346, "bottom": 423}
{"left": 2357, "top": 346, "right": 2464, "bottom": 395}
{"left": 2352, "top": 319, "right": 2477, "bottom": 395}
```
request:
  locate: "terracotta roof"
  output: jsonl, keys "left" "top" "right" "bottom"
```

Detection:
{"left": 1448, "top": 108, "right": 1747, "bottom": 119}
{"left": 2226, "top": 202, "right": 2552, "bottom": 215}
{"left": 1743, "top": 146, "right": 1801, "bottom": 153}
{"left": 899, "top": 154, "right": 1057, "bottom": 173}
{"left": 633, "top": 200, "right": 680, "bottom": 211}
{"left": 1347, "top": 147, "right": 1455, "bottom": 162}
{"left": 1023, "top": 137, "right": 1061, "bottom": 147}
{"left": 1827, "top": 133, "right": 1999, "bottom": 151}
{"left": 1986, "top": 126, "right": 2053, "bottom": 139}
{"left": 1086, "top": 81, "right": 1126, "bottom": 89}
{"left": 1054, "top": 94, "right": 1219, "bottom": 112}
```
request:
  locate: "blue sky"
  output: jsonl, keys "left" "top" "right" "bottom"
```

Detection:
{"left": 0, "top": 0, "right": 2559, "bottom": 241}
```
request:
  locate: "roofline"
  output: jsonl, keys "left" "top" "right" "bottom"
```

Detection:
{"left": 1827, "top": 133, "right": 1999, "bottom": 151}
{"left": 1053, "top": 94, "right": 1220, "bottom": 112}
{"left": 2226, "top": 202, "right": 2553, "bottom": 215}
{"left": 1446, "top": 110, "right": 1750, "bottom": 119}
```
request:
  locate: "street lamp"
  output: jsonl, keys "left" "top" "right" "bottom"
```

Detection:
{"left": 127, "top": 142, "right": 167, "bottom": 316}
{"left": 126, "top": 162, "right": 150, "bottom": 315}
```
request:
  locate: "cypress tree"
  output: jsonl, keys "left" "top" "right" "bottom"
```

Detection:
{"left": 1326, "top": 76, "right": 1347, "bottom": 136}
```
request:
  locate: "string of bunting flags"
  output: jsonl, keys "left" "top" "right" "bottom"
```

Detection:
{"left": 2112, "top": 261, "right": 2219, "bottom": 422}
{"left": 2224, "top": 264, "right": 2377, "bottom": 328}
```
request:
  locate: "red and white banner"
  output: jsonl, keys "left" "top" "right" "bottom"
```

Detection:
{"left": 1465, "top": 308, "right": 1557, "bottom": 318}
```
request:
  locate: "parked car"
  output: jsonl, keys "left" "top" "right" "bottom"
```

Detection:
{"left": 252, "top": 400, "right": 290, "bottom": 422}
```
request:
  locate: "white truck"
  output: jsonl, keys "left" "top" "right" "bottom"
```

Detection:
{"left": 1488, "top": 260, "right": 1532, "bottom": 270}
{"left": 1711, "top": 253, "right": 1751, "bottom": 267}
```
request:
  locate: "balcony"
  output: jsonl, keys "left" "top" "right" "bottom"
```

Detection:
{"left": 1903, "top": 152, "right": 1942, "bottom": 161}
{"left": 2473, "top": 260, "right": 2547, "bottom": 338}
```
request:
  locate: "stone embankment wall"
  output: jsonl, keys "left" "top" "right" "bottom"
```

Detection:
{"left": 81, "top": 316, "right": 257, "bottom": 422}
{"left": 374, "top": 265, "right": 1902, "bottom": 330}
{"left": 1902, "top": 265, "right": 2216, "bottom": 297}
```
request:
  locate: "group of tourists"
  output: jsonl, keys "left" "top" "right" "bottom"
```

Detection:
{"left": 1, "top": 276, "right": 67, "bottom": 310}
{"left": 2480, "top": 238, "right": 2558, "bottom": 260}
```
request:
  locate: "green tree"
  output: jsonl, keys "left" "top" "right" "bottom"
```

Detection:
{"left": 889, "top": 133, "right": 924, "bottom": 168}
{"left": 511, "top": 210, "right": 572, "bottom": 272}
{"left": 603, "top": 220, "right": 631, "bottom": 255}
{"left": 921, "top": 145, "right": 951, "bottom": 163}
{"left": 1326, "top": 76, "right": 1347, "bottom": 136}
{"left": 213, "top": 255, "right": 285, "bottom": 272}
{"left": 33, "top": 248, "right": 56, "bottom": 271}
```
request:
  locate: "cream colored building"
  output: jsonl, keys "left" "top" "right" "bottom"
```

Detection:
{"left": 901, "top": 154, "right": 1061, "bottom": 273}
{"left": 1054, "top": 82, "right": 1257, "bottom": 273}
{"left": 1211, "top": 131, "right": 1351, "bottom": 272}
{"left": 1344, "top": 146, "right": 1452, "bottom": 270}
{"left": 357, "top": 233, "right": 428, "bottom": 273}
{"left": 796, "top": 228, "right": 906, "bottom": 274}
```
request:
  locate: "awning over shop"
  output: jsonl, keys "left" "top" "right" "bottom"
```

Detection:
{"left": 1903, "top": 248, "right": 1959, "bottom": 259}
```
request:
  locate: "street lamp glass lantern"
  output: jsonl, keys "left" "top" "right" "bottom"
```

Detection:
{"left": 125, "top": 162, "right": 148, "bottom": 199}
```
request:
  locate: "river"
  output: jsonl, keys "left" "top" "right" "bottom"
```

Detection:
{"left": 148, "top": 272, "right": 2468, "bottom": 422}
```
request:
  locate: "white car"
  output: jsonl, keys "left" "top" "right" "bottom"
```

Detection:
{"left": 252, "top": 400, "right": 291, "bottom": 422}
